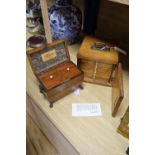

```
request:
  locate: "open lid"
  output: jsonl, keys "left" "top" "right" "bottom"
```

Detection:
{"left": 27, "top": 39, "right": 70, "bottom": 75}
{"left": 111, "top": 63, "right": 124, "bottom": 117}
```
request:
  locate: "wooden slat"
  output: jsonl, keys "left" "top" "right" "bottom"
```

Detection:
{"left": 40, "top": 0, "right": 52, "bottom": 43}
{"left": 26, "top": 135, "right": 38, "bottom": 155}
{"left": 26, "top": 113, "right": 60, "bottom": 155}
{"left": 26, "top": 94, "right": 80, "bottom": 155}
{"left": 26, "top": 43, "right": 129, "bottom": 155}
{"left": 117, "top": 107, "right": 129, "bottom": 139}
{"left": 112, "top": 63, "right": 124, "bottom": 117}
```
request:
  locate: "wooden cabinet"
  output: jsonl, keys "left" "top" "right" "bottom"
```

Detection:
{"left": 77, "top": 36, "right": 124, "bottom": 116}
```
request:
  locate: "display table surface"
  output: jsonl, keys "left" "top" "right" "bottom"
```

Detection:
{"left": 26, "top": 42, "right": 129, "bottom": 155}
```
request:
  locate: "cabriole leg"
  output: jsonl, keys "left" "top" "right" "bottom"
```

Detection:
{"left": 79, "top": 84, "right": 84, "bottom": 90}
{"left": 50, "top": 102, "right": 53, "bottom": 108}
{"left": 39, "top": 85, "right": 44, "bottom": 93}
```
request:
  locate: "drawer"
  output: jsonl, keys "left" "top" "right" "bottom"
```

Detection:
{"left": 61, "top": 63, "right": 81, "bottom": 81}
{"left": 38, "top": 62, "right": 81, "bottom": 90}
{"left": 39, "top": 69, "right": 62, "bottom": 90}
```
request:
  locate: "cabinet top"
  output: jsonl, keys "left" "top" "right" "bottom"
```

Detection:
{"left": 78, "top": 36, "right": 119, "bottom": 64}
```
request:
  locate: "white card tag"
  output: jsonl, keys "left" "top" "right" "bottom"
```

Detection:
{"left": 72, "top": 103, "right": 102, "bottom": 117}
{"left": 73, "top": 88, "right": 80, "bottom": 95}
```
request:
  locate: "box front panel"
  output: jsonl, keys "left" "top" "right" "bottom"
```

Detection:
{"left": 38, "top": 62, "right": 82, "bottom": 90}
{"left": 45, "top": 74, "right": 84, "bottom": 99}
{"left": 95, "top": 63, "right": 113, "bottom": 82}
{"left": 78, "top": 59, "right": 95, "bottom": 78}
{"left": 78, "top": 59, "right": 113, "bottom": 86}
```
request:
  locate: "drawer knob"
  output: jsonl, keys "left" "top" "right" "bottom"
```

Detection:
{"left": 49, "top": 75, "right": 53, "bottom": 79}
{"left": 66, "top": 67, "right": 70, "bottom": 71}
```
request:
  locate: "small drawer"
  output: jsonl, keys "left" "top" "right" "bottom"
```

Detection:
{"left": 61, "top": 64, "right": 81, "bottom": 81}
{"left": 38, "top": 62, "right": 81, "bottom": 90}
{"left": 38, "top": 69, "right": 62, "bottom": 90}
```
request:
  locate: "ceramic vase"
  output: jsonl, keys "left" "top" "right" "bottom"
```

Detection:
{"left": 48, "top": 0, "right": 82, "bottom": 44}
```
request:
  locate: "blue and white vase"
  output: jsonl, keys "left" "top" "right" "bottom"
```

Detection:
{"left": 48, "top": 0, "right": 82, "bottom": 44}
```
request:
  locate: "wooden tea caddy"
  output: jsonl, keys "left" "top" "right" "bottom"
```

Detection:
{"left": 27, "top": 39, "right": 84, "bottom": 107}
{"left": 77, "top": 36, "right": 124, "bottom": 116}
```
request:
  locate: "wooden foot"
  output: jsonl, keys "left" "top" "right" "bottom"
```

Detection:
{"left": 39, "top": 85, "right": 44, "bottom": 93}
{"left": 79, "top": 84, "right": 84, "bottom": 90}
{"left": 50, "top": 102, "right": 53, "bottom": 108}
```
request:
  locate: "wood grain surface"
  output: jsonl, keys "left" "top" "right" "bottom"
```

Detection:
{"left": 108, "top": 0, "right": 129, "bottom": 5}
{"left": 40, "top": 0, "right": 52, "bottom": 43}
{"left": 27, "top": 94, "right": 80, "bottom": 155}
{"left": 38, "top": 62, "right": 82, "bottom": 90}
{"left": 26, "top": 42, "right": 129, "bottom": 155}
{"left": 117, "top": 107, "right": 129, "bottom": 139}
{"left": 45, "top": 74, "right": 84, "bottom": 107}
{"left": 112, "top": 63, "right": 124, "bottom": 117}
{"left": 77, "top": 36, "right": 118, "bottom": 64}
{"left": 95, "top": 0, "right": 129, "bottom": 52}
{"left": 78, "top": 59, "right": 114, "bottom": 86}
{"left": 26, "top": 113, "right": 59, "bottom": 155}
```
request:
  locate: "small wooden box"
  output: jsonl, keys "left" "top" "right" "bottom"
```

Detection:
{"left": 27, "top": 40, "right": 84, "bottom": 107}
{"left": 77, "top": 36, "right": 119, "bottom": 86}
{"left": 77, "top": 36, "right": 124, "bottom": 116}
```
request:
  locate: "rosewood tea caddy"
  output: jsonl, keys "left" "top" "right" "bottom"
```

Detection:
{"left": 27, "top": 39, "right": 84, "bottom": 107}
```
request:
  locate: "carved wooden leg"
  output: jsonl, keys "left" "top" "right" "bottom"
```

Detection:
{"left": 39, "top": 85, "right": 44, "bottom": 93}
{"left": 50, "top": 102, "right": 53, "bottom": 108}
{"left": 79, "top": 84, "right": 84, "bottom": 90}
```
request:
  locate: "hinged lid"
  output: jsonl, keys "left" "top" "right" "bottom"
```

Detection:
{"left": 111, "top": 63, "right": 124, "bottom": 117}
{"left": 78, "top": 36, "right": 119, "bottom": 64}
{"left": 27, "top": 39, "right": 70, "bottom": 75}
